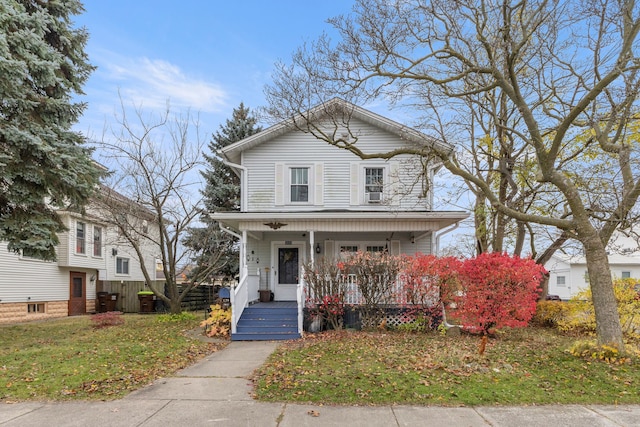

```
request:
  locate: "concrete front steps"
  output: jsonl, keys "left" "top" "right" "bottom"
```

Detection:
{"left": 231, "top": 305, "right": 301, "bottom": 341}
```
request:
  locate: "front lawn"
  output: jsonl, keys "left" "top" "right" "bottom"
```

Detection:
{"left": 253, "top": 328, "right": 639, "bottom": 406}
{"left": 0, "top": 313, "right": 226, "bottom": 402}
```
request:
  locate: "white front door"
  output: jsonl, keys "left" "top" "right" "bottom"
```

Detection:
{"left": 273, "top": 243, "right": 304, "bottom": 301}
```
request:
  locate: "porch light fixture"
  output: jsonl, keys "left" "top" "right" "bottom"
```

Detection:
{"left": 315, "top": 242, "right": 321, "bottom": 254}
{"left": 264, "top": 221, "right": 287, "bottom": 230}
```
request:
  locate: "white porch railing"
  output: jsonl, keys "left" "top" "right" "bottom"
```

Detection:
{"left": 341, "top": 274, "right": 409, "bottom": 305}
{"left": 230, "top": 271, "right": 249, "bottom": 334}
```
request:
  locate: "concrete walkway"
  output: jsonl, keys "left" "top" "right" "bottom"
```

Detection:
{"left": 1, "top": 341, "right": 639, "bottom": 426}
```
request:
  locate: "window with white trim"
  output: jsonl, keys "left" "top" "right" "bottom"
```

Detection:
{"left": 556, "top": 276, "right": 566, "bottom": 286}
{"left": 366, "top": 245, "right": 386, "bottom": 253}
{"left": 622, "top": 271, "right": 631, "bottom": 279}
{"left": 339, "top": 245, "right": 359, "bottom": 259}
{"left": 116, "top": 257, "right": 130, "bottom": 275}
{"left": 365, "top": 167, "right": 384, "bottom": 203}
{"left": 290, "top": 167, "right": 309, "bottom": 202}
{"left": 76, "top": 221, "right": 86, "bottom": 254}
{"left": 93, "top": 226, "right": 102, "bottom": 257}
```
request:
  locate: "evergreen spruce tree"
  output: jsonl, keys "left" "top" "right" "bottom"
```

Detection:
{"left": 0, "top": 0, "right": 101, "bottom": 260}
{"left": 185, "top": 103, "right": 262, "bottom": 281}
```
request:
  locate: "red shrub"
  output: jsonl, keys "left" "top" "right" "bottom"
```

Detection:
{"left": 453, "top": 252, "right": 546, "bottom": 334}
{"left": 400, "top": 254, "right": 462, "bottom": 325}
{"left": 91, "top": 311, "right": 125, "bottom": 329}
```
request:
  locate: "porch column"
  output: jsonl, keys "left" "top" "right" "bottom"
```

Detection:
{"left": 309, "top": 230, "right": 315, "bottom": 265}
{"left": 241, "top": 230, "right": 247, "bottom": 275}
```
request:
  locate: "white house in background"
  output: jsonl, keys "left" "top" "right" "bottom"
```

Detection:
{"left": 546, "top": 235, "right": 640, "bottom": 300}
{"left": 211, "top": 98, "right": 469, "bottom": 340}
{"left": 0, "top": 187, "right": 162, "bottom": 324}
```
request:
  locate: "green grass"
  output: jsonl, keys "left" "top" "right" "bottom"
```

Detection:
{"left": 253, "top": 328, "right": 640, "bottom": 406}
{"left": 0, "top": 314, "right": 226, "bottom": 402}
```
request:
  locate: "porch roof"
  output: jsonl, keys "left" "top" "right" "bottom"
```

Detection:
{"left": 210, "top": 210, "right": 468, "bottom": 233}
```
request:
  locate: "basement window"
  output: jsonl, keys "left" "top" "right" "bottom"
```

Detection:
{"left": 27, "top": 303, "right": 45, "bottom": 314}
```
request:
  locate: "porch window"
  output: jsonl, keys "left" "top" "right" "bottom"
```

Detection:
{"left": 290, "top": 167, "right": 309, "bottom": 202}
{"left": 93, "top": 226, "right": 102, "bottom": 257}
{"left": 76, "top": 221, "right": 86, "bottom": 254}
{"left": 116, "top": 257, "right": 130, "bottom": 275}
{"left": 366, "top": 245, "right": 386, "bottom": 253}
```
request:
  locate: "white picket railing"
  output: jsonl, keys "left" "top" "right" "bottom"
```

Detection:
{"left": 306, "top": 274, "right": 410, "bottom": 306}
{"left": 230, "top": 271, "right": 249, "bottom": 334}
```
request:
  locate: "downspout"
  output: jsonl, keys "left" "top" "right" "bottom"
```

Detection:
{"left": 218, "top": 222, "right": 244, "bottom": 275}
{"left": 217, "top": 150, "right": 247, "bottom": 212}
{"left": 434, "top": 222, "right": 459, "bottom": 256}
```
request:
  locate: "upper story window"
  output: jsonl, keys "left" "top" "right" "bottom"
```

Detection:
{"left": 93, "top": 226, "right": 102, "bottom": 257}
{"left": 116, "top": 257, "right": 130, "bottom": 275}
{"left": 365, "top": 167, "right": 384, "bottom": 203}
{"left": 76, "top": 221, "right": 86, "bottom": 254}
{"left": 290, "top": 167, "right": 309, "bottom": 202}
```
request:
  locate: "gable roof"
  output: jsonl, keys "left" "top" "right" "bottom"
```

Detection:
{"left": 219, "top": 98, "right": 453, "bottom": 165}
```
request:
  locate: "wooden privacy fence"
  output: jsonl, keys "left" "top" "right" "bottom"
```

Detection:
{"left": 97, "top": 281, "right": 218, "bottom": 313}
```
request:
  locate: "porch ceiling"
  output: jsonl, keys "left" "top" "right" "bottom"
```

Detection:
{"left": 210, "top": 211, "right": 468, "bottom": 233}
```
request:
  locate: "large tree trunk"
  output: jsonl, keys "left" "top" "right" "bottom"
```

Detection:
{"left": 583, "top": 235, "right": 624, "bottom": 348}
{"left": 474, "top": 194, "right": 488, "bottom": 254}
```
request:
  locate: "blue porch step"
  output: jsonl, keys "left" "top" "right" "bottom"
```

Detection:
{"left": 232, "top": 305, "right": 301, "bottom": 341}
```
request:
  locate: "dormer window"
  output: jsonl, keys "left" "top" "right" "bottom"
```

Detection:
{"left": 365, "top": 167, "right": 384, "bottom": 203}
{"left": 290, "top": 167, "right": 309, "bottom": 202}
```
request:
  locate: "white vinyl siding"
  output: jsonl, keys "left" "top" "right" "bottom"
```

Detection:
{"left": 0, "top": 247, "right": 68, "bottom": 302}
{"left": 243, "top": 118, "right": 431, "bottom": 212}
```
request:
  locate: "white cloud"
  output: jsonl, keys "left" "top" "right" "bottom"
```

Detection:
{"left": 99, "top": 54, "right": 228, "bottom": 113}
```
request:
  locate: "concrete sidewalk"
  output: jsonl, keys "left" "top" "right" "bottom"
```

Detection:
{"left": 1, "top": 341, "right": 639, "bottom": 426}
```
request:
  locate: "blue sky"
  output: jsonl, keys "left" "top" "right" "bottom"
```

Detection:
{"left": 72, "top": 0, "right": 472, "bottom": 250}
{"left": 73, "top": 1, "right": 355, "bottom": 138}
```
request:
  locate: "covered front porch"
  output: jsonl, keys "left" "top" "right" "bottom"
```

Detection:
{"left": 213, "top": 211, "right": 467, "bottom": 340}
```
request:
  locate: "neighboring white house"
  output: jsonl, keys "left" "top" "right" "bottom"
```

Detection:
{"left": 546, "top": 234, "right": 640, "bottom": 300}
{"left": 211, "top": 98, "right": 469, "bottom": 336}
{"left": 546, "top": 252, "right": 640, "bottom": 300}
{"left": 0, "top": 188, "right": 162, "bottom": 324}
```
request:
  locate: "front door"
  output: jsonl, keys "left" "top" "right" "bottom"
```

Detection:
{"left": 69, "top": 272, "right": 86, "bottom": 316}
{"left": 274, "top": 245, "right": 303, "bottom": 301}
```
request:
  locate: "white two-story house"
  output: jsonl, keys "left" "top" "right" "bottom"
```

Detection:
{"left": 211, "top": 99, "right": 468, "bottom": 340}
{"left": 0, "top": 187, "right": 163, "bottom": 324}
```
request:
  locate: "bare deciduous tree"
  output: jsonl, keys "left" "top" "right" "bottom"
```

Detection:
{"left": 96, "top": 101, "right": 226, "bottom": 313}
{"left": 265, "top": 0, "right": 640, "bottom": 349}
